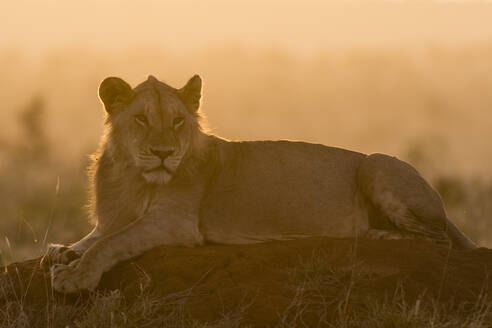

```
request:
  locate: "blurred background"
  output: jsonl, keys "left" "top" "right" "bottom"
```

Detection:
{"left": 1, "top": 0, "right": 492, "bottom": 264}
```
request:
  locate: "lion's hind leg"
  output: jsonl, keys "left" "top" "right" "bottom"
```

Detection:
{"left": 358, "top": 153, "right": 451, "bottom": 246}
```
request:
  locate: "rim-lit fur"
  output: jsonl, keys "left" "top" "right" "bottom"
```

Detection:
{"left": 87, "top": 77, "right": 210, "bottom": 227}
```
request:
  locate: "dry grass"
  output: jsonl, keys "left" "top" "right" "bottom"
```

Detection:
{"left": 2, "top": 251, "right": 492, "bottom": 328}
{"left": 0, "top": 285, "right": 253, "bottom": 328}
{"left": 277, "top": 251, "right": 492, "bottom": 328}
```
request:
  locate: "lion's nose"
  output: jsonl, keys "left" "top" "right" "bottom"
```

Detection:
{"left": 150, "top": 147, "right": 174, "bottom": 160}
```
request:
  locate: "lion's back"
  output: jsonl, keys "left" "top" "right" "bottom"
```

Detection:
{"left": 199, "top": 139, "right": 367, "bottom": 243}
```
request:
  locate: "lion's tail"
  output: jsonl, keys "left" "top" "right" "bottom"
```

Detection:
{"left": 446, "top": 219, "right": 478, "bottom": 250}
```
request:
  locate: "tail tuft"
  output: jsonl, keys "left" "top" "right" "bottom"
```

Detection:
{"left": 446, "top": 220, "right": 478, "bottom": 250}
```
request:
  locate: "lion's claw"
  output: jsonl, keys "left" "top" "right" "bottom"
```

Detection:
{"left": 40, "top": 244, "right": 81, "bottom": 270}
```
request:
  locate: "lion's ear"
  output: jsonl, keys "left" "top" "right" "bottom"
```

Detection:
{"left": 98, "top": 77, "right": 134, "bottom": 114}
{"left": 178, "top": 75, "right": 202, "bottom": 113}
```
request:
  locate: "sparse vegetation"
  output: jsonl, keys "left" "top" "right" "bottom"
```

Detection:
{"left": 2, "top": 247, "right": 492, "bottom": 327}
{"left": 0, "top": 96, "right": 90, "bottom": 266}
{"left": 280, "top": 250, "right": 492, "bottom": 327}
{"left": 0, "top": 273, "right": 252, "bottom": 328}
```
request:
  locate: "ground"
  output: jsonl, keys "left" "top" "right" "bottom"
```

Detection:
{"left": 2, "top": 237, "right": 492, "bottom": 327}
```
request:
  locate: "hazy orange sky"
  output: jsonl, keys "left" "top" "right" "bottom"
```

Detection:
{"left": 2, "top": 0, "right": 492, "bottom": 53}
{"left": 1, "top": 0, "right": 492, "bottom": 178}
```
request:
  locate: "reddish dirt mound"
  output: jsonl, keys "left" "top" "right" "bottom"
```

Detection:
{"left": 2, "top": 237, "right": 492, "bottom": 326}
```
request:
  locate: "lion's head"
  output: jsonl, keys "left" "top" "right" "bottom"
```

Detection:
{"left": 98, "top": 75, "right": 204, "bottom": 185}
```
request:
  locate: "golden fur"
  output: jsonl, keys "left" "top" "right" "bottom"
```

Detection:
{"left": 42, "top": 75, "right": 477, "bottom": 293}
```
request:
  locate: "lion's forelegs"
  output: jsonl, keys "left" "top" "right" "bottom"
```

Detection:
{"left": 41, "top": 226, "right": 102, "bottom": 269}
{"left": 50, "top": 215, "right": 203, "bottom": 293}
{"left": 70, "top": 226, "right": 102, "bottom": 252}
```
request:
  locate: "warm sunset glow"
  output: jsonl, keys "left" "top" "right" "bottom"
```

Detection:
{"left": 1, "top": 0, "right": 492, "bottom": 176}
{"left": 2, "top": 1, "right": 492, "bottom": 52}
{"left": 1, "top": 2, "right": 492, "bottom": 326}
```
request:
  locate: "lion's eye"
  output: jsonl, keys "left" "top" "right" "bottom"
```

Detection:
{"left": 134, "top": 114, "right": 148, "bottom": 126}
{"left": 173, "top": 117, "right": 184, "bottom": 128}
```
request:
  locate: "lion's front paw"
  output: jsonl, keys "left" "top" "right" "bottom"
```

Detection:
{"left": 50, "top": 260, "right": 101, "bottom": 293}
{"left": 41, "top": 244, "right": 81, "bottom": 270}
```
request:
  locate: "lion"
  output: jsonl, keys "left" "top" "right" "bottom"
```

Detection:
{"left": 41, "top": 74, "right": 477, "bottom": 293}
